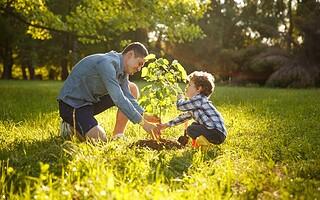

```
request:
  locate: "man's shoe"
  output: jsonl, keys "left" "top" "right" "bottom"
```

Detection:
{"left": 60, "top": 121, "right": 72, "bottom": 138}
{"left": 112, "top": 133, "right": 127, "bottom": 141}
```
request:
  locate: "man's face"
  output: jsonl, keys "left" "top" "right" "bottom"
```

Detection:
{"left": 124, "top": 51, "right": 146, "bottom": 75}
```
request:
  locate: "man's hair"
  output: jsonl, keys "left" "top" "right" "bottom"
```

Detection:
{"left": 122, "top": 42, "right": 148, "bottom": 58}
{"left": 188, "top": 71, "right": 215, "bottom": 97}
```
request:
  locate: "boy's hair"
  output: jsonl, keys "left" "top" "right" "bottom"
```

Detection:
{"left": 122, "top": 42, "right": 148, "bottom": 58}
{"left": 188, "top": 71, "right": 215, "bottom": 97}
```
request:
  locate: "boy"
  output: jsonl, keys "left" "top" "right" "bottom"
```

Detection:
{"left": 156, "top": 71, "right": 227, "bottom": 146}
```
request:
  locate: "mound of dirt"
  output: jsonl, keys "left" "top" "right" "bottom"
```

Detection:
{"left": 129, "top": 138, "right": 185, "bottom": 150}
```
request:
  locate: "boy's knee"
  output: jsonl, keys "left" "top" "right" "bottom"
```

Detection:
{"left": 186, "top": 126, "right": 197, "bottom": 139}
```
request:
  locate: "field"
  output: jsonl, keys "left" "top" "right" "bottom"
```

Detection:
{"left": 0, "top": 80, "right": 320, "bottom": 199}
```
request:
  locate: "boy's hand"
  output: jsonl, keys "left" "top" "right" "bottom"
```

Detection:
{"left": 177, "top": 92, "right": 184, "bottom": 99}
{"left": 156, "top": 123, "right": 169, "bottom": 131}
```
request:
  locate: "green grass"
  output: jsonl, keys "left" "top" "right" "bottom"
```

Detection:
{"left": 1, "top": 80, "right": 320, "bottom": 199}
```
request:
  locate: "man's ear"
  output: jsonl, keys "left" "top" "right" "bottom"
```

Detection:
{"left": 128, "top": 50, "right": 135, "bottom": 58}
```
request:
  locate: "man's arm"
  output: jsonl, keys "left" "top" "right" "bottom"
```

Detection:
{"left": 120, "top": 76, "right": 144, "bottom": 114}
{"left": 96, "top": 59, "right": 142, "bottom": 124}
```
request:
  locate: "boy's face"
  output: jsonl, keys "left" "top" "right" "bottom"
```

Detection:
{"left": 124, "top": 51, "right": 145, "bottom": 75}
{"left": 185, "top": 80, "right": 201, "bottom": 98}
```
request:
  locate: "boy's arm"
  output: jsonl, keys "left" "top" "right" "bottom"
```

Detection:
{"left": 155, "top": 112, "right": 192, "bottom": 133}
{"left": 176, "top": 95, "right": 202, "bottom": 112}
{"left": 167, "top": 112, "right": 192, "bottom": 127}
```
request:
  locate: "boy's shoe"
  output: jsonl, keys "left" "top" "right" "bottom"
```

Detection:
{"left": 60, "top": 121, "right": 72, "bottom": 138}
{"left": 196, "top": 135, "right": 211, "bottom": 147}
{"left": 192, "top": 139, "right": 199, "bottom": 148}
{"left": 112, "top": 133, "right": 127, "bottom": 141}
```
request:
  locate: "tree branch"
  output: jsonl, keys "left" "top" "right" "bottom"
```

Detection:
{"left": 0, "top": 7, "right": 101, "bottom": 41}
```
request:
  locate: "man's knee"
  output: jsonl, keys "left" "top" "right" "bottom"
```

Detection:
{"left": 129, "top": 82, "right": 139, "bottom": 99}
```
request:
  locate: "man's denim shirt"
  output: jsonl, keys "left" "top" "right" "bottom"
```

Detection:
{"left": 58, "top": 51, "right": 143, "bottom": 124}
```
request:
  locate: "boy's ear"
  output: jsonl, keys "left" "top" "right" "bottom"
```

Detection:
{"left": 197, "top": 86, "right": 202, "bottom": 92}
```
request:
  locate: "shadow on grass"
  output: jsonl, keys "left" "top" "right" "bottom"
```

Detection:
{"left": 147, "top": 146, "right": 221, "bottom": 182}
{"left": 0, "top": 135, "right": 72, "bottom": 193}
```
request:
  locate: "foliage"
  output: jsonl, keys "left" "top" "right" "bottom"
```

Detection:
{"left": 0, "top": 0, "right": 208, "bottom": 43}
{"left": 295, "top": 0, "right": 320, "bottom": 65}
{"left": 167, "top": 0, "right": 320, "bottom": 87}
{"left": 266, "top": 64, "right": 318, "bottom": 88}
{"left": 0, "top": 0, "right": 208, "bottom": 79}
{"left": 1, "top": 0, "right": 320, "bottom": 82}
{"left": 1, "top": 81, "right": 320, "bottom": 199}
{"left": 139, "top": 54, "right": 187, "bottom": 118}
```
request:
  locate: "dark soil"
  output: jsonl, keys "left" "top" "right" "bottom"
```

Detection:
{"left": 129, "top": 137, "right": 188, "bottom": 150}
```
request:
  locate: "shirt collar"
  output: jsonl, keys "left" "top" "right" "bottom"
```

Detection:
{"left": 115, "top": 52, "right": 125, "bottom": 77}
{"left": 193, "top": 93, "right": 207, "bottom": 100}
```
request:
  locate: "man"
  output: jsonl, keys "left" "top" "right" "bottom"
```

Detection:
{"left": 58, "top": 42, "right": 160, "bottom": 142}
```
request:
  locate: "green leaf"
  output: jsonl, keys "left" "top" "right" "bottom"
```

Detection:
{"left": 145, "top": 105, "right": 153, "bottom": 114}
{"left": 156, "top": 91, "right": 163, "bottom": 99}
{"left": 40, "top": 162, "right": 50, "bottom": 172}
{"left": 147, "top": 62, "right": 156, "bottom": 69}
{"left": 176, "top": 62, "right": 184, "bottom": 72}
{"left": 144, "top": 54, "right": 156, "bottom": 60}
{"left": 156, "top": 59, "right": 164, "bottom": 65}
{"left": 163, "top": 59, "right": 169, "bottom": 65}
{"left": 181, "top": 70, "right": 188, "bottom": 82}
{"left": 141, "top": 67, "right": 148, "bottom": 77}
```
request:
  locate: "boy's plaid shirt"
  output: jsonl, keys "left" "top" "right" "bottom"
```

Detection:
{"left": 167, "top": 94, "right": 227, "bottom": 136}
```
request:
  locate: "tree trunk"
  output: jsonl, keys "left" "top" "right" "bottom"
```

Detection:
{"left": 61, "top": 38, "right": 69, "bottom": 80}
{"left": 287, "top": 0, "right": 293, "bottom": 52}
{"left": 28, "top": 64, "right": 35, "bottom": 80}
{"left": 2, "top": 39, "right": 13, "bottom": 79}
{"left": 21, "top": 60, "right": 35, "bottom": 80}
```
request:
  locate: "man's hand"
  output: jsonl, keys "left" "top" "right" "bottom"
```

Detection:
{"left": 140, "top": 119, "right": 161, "bottom": 140}
{"left": 143, "top": 114, "right": 161, "bottom": 123}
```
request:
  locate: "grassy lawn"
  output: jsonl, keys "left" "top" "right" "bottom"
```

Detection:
{"left": 0, "top": 80, "right": 320, "bottom": 199}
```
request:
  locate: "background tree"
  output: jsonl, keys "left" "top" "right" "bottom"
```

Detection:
{"left": 0, "top": 0, "right": 208, "bottom": 80}
{"left": 167, "top": 0, "right": 320, "bottom": 87}
{"left": 295, "top": 0, "right": 320, "bottom": 70}
{"left": 0, "top": 0, "right": 319, "bottom": 87}
{"left": 166, "top": 0, "right": 244, "bottom": 76}
{"left": 0, "top": 3, "right": 20, "bottom": 79}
